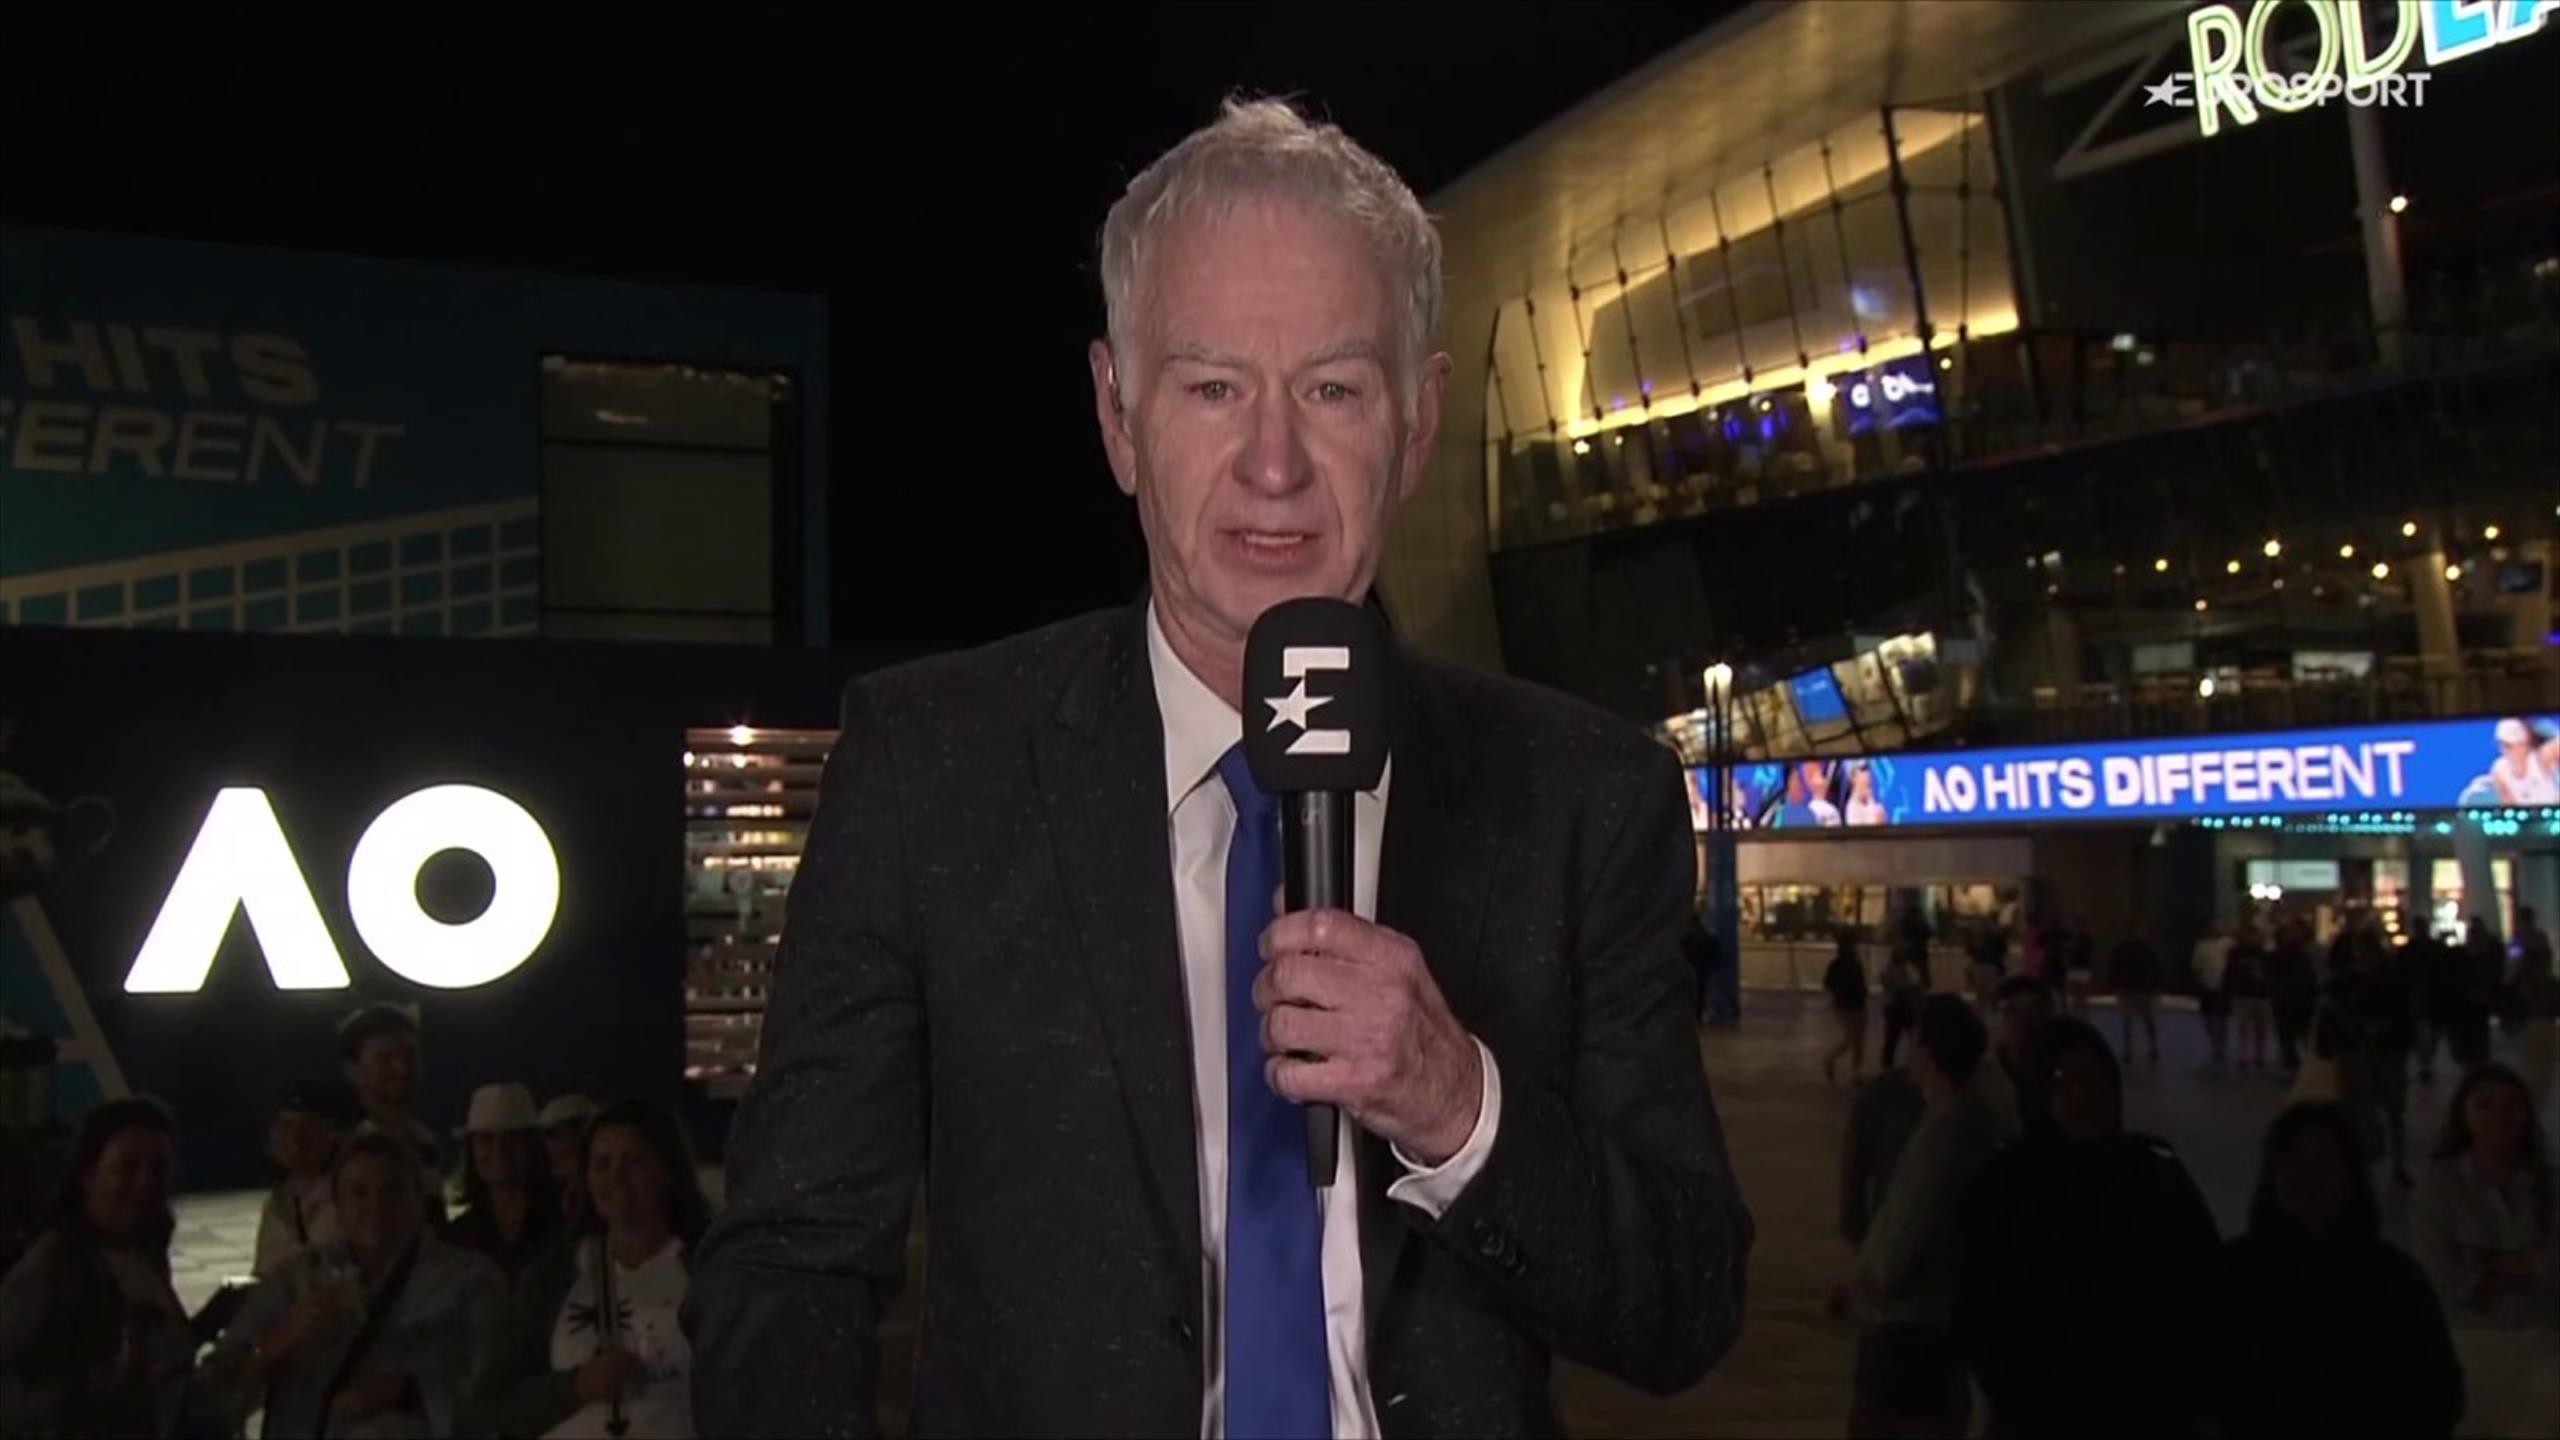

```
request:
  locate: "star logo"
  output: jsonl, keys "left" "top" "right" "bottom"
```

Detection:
{"left": 1264, "top": 677, "right": 1334, "bottom": 733}
{"left": 2143, "top": 74, "right": 2192, "bottom": 107}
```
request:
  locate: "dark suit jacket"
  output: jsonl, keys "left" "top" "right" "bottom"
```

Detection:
{"left": 684, "top": 604, "right": 1752, "bottom": 1438}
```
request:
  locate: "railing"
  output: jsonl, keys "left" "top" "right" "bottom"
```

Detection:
{"left": 1490, "top": 319, "right": 2560, "bottom": 551}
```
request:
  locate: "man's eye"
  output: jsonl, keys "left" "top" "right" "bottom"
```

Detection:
{"left": 1314, "top": 381, "right": 1358, "bottom": 403}
{"left": 1191, "top": 381, "right": 1235, "bottom": 402}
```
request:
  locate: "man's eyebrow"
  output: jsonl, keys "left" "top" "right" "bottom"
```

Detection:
{"left": 1161, "top": 343, "right": 1250, "bottom": 368}
{"left": 1300, "top": 340, "right": 1386, "bottom": 368}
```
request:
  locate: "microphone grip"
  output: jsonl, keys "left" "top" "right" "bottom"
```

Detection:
{"left": 1282, "top": 791, "right": 1350, "bottom": 1188}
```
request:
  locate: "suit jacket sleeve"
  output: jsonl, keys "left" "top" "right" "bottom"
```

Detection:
{"left": 1420, "top": 742, "right": 1752, "bottom": 1394}
{"left": 683, "top": 677, "right": 923, "bottom": 1439}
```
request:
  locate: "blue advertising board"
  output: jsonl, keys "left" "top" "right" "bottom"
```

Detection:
{"left": 0, "top": 225, "right": 829, "bottom": 638}
{"left": 1690, "top": 714, "right": 2560, "bottom": 829}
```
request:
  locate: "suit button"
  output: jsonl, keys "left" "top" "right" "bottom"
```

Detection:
{"left": 1168, "top": 1315, "right": 1198, "bottom": 1350}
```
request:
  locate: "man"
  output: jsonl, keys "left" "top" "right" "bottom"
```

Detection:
{"left": 1836, "top": 996, "right": 2004, "bottom": 1438}
{"left": 337, "top": 1002, "right": 444, "bottom": 1220}
{"left": 252, "top": 1079, "right": 354, "bottom": 1279}
{"left": 686, "top": 99, "right": 1752, "bottom": 1438}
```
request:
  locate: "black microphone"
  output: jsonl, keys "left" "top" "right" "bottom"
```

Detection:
{"left": 1242, "top": 597, "right": 1391, "bottom": 1189}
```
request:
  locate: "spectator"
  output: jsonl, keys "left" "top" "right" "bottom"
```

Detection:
{"left": 2226, "top": 922, "right": 2275, "bottom": 1072}
{"left": 2062, "top": 919, "right": 2097, "bottom": 1017}
{"left": 1967, "top": 922, "right": 2008, "bottom": 1016}
{"left": 0, "top": 1097, "right": 189, "bottom": 1439}
{"left": 256, "top": 1079, "right": 357, "bottom": 1279}
{"left": 192, "top": 1130, "right": 498, "bottom": 1439}
{"left": 474, "top": 1099, "right": 709, "bottom": 1439}
{"left": 2273, "top": 922, "right": 2320, "bottom": 1075}
{"left": 2332, "top": 928, "right": 2419, "bottom": 1187}
{"left": 446, "top": 1084, "right": 563, "bottom": 1293}
{"left": 2451, "top": 917, "right": 2504, "bottom": 1072}
{"left": 1839, "top": 1069, "right": 1927, "bottom": 1253}
{"left": 1837, "top": 996, "right": 2004, "bottom": 1438}
{"left": 2112, "top": 928, "right": 2163, "bottom": 1068}
{"left": 339, "top": 1003, "right": 445, "bottom": 1220}
{"left": 539, "top": 1094, "right": 599, "bottom": 1230}
{"left": 1954, "top": 1017, "right": 2221, "bottom": 1438}
{"left": 2414, "top": 930, "right": 2465, "bottom": 1087}
{"left": 2208, "top": 1103, "right": 2462, "bottom": 1440}
{"left": 1825, "top": 930, "right": 1872, "bottom": 1085}
{"left": 1681, "top": 903, "right": 1718, "bottom": 1025}
{"left": 2410, "top": 1063, "right": 2560, "bottom": 1438}
{"left": 2190, "top": 922, "right": 2232, "bottom": 1069}
{"left": 1879, "top": 946, "right": 1923, "bottom": 1072}
{"left": 2512, "top": 908, "right": 2557, "bottom": 1106}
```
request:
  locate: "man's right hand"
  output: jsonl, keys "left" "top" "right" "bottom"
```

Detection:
{"left": 574, "top": 1346, "right": 650, "bottom": 1405}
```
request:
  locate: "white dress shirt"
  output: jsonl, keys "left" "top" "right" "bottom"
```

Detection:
{"left": 1146, "top": 607, "right": 1501, "bottom": 1440}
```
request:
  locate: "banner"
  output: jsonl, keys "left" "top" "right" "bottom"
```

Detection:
{"left": 1690, "top": 713, "right": 2560, "bottom": 830}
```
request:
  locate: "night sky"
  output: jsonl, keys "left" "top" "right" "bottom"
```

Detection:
{"left": 2, "top": 6, "right": 1727, "bottom": 651}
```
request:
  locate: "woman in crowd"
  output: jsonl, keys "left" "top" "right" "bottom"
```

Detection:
{"left": 1954, "top": 1017, "right": 2221, "bottom": 1438}
{"left": 1824, "top": 929, "right": 1872, "bottom": 1084}
{"left": 2208, "top": 1103, "right": 2461, "bottom": 1439}
{"left": 2410, "top": 1064, "right": 2560, "bottom": 1438}
{"left": 473, "top": 1099, "right": 711, "bottom": 1439}
{"left": 0, "top": 1097, "right": 191, "bottom": 1439}
{"left": 193, "top": 1131, "right": 498, "bottom": 1438}
{"left": 447, "top": 1083, "right": 563, "bottom": 1292}
{"left": 256, "top": 1079, "right": 355, "bottom": 1279}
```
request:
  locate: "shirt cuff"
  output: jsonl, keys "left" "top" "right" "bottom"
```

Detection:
{"left": 1385, "top": 1038, "right": 1501, "bottom": 1218}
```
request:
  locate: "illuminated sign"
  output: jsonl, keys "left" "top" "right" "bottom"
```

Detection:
{"left": 124, "top": 784, "right": 560, "bottom": 993}
{"left": 1688, "top": 714, "right": 2559, "bottom": 828}
{"left": 2180, "top": 0, "right": 2549, "bottom": 135}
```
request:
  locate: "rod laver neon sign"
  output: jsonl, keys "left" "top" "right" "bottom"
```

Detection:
{"left": 2185, "top": 0, "right": 2550, "bottom": 136}
{"left": 124, "top": 785, "right": 560, "bottom": 993}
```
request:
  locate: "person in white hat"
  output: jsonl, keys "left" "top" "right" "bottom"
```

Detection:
{"left": 539, "top": 1093, "right": 600, "bottom": 1229}
{"left": 447, "top": 1082, "right": 561, "bottom": 1293}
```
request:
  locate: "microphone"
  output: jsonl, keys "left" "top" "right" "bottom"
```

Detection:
{"left": 1242, "top": 597, "right": 1391, "bottom": 1189}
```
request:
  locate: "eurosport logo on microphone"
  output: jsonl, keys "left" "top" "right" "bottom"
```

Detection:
{"left": 1264, "top": 646, "right": 1353, "bottom": 756}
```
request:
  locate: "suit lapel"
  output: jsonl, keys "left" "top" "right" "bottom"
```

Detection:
{"left": 1362, "top": 653, "right": 1499, "bottom": 1332}
{"left": 1034, "top": 606, "right": 1205, "bottom": 1289}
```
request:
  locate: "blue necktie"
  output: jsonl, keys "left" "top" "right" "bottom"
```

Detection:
{"left": 1215, "top": 744, "right": 1332, "bottom": 1440}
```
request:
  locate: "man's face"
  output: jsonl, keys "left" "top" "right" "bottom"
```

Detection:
{"left": 1089, "top": 200, "right": 1446, "bottom": 657}
{"left": 335, "top": 1153, "right": 422, "bottom": 1258}
{"left": 347, "top": 1032, "right": 417, "bottom": 1111}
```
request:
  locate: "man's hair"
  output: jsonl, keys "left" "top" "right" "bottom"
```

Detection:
{"left": 337, "top": 1002, "right": 419, "bottom": 1064}
{"left": 1913, "top": 994, "right": 1988, "bottom": 1084}
{"left": 1099, "top": 96, "right": 1441, "bottom": 410}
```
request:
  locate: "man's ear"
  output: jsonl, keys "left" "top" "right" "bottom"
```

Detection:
{"left": 1090, "top": 340, "right": 1139, "bottom": 498}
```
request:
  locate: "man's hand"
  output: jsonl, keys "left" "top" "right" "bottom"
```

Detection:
{"left": 574, "top": 1345, "right": 651, "bottom": 1406}
{"left": 1254, "top": 907, "right": 1483, "bottom": 1165}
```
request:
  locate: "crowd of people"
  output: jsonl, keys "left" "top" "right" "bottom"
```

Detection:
{"left": 0, "top": 1003, "right": 708, "bottom": 1439}
{"left": 1829, "top": 905, "right": 2560, "bottom": 1439}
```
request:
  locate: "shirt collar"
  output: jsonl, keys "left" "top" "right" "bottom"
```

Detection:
{"left": 1146, "top": 602, "right": 1242, "bottom": 816}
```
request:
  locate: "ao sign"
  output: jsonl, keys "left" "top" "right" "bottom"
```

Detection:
{"left": 2186, "top": 0, "right": 2550, "bottom": 135}
{"left": 124, "top": 785, "right": 560, "bottom": 994}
